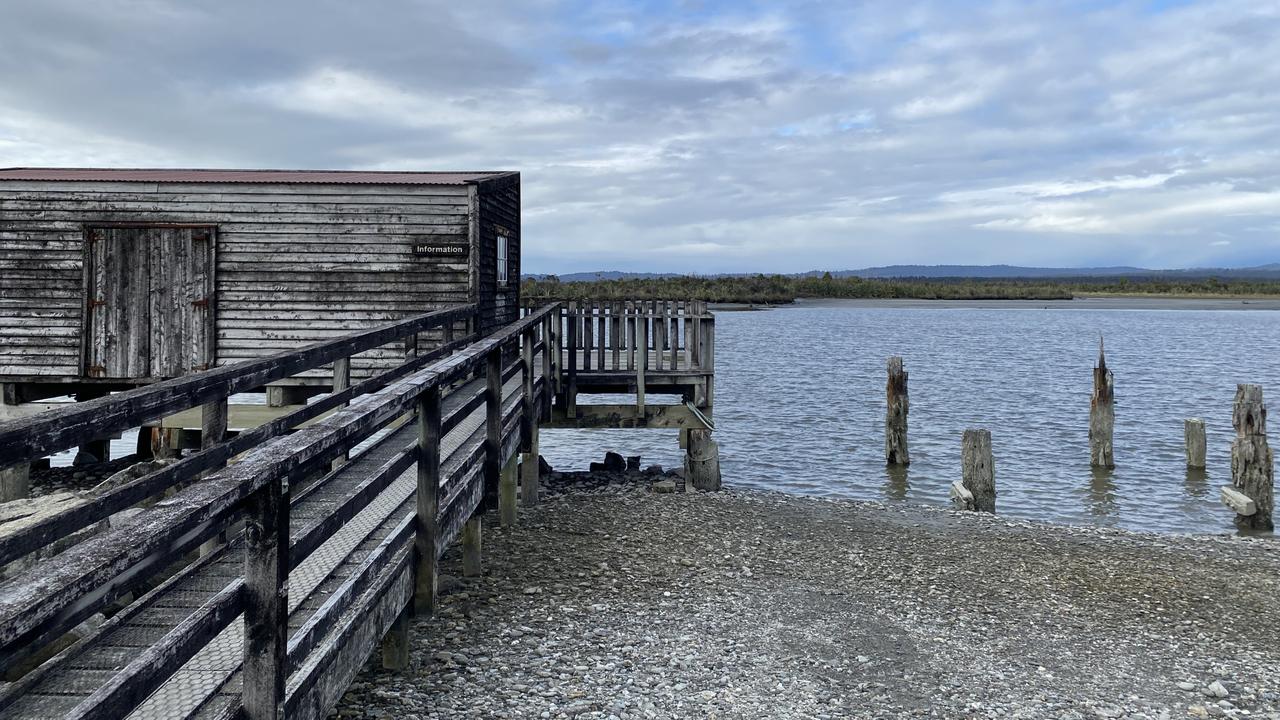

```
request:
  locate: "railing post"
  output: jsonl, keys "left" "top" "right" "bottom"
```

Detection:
{"left": 243, "top": 477, "right": 289, "bottom": 720}
{"left": 198, "top": 396, "right": 230, "bottom": 555}
{"left": 611, "top": 301, "right": 621, "bottom": 370}
{"left": 521, "top": 328, "right": 534, "bottom": 451}
{"left": 330, "top": 356, "right": 351, "bottom": 471}
{"left": 415, "top": 384, "right": 441, "bottom": 614}
{"left": 485, "top": 347, "right": 503, "bottom": 511}
{"left": 703, "top": 313, "right": 715, "bottom": 409}
{"left": 637, "top": 310, "right": 647, "bottom": 414}
{"left": 566, "top": 302, "right": 578, "bottom": 418}
{"left": 550, "top": 308, "right": 562, "bottom": 395}
{"left": 541, "top": 315, "right": 553, "bottom": 420}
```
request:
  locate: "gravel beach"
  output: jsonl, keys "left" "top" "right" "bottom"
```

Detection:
{"left": 335, "top": 472, "right": 1280, "bottom": 720}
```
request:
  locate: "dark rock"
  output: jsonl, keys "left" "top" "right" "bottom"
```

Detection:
{"left": 603, "top": 452, "right": 626, "bottom": 472}
{"left": 72, "top": 450, "right": 100, "bottom": 467}
{"left": 538, "top": 455, "right": 553, "bottom": 477}
{"left": 626, "top": 455, "right": 641, "bottom": 471}
{"left": 643, "top": 465, "right": 665, "bottom": 475}
{"left": 589, "top": 462, "right": 607, "bottom": 473}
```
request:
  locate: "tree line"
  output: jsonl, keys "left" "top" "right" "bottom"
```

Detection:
{"left": 521, "top": 273, "right": 1280, "bottom": 304}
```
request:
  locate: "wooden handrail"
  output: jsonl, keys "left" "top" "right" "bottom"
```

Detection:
{"left": 0, "top": 303, "right": 478, "bottom": 468}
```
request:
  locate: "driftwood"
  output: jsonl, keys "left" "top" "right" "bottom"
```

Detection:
{"left": 960, "top": 429, "right": 996, "bottom": 513}
{"left": 1089, "top": 338, "right": 1115, "bottom": 469}
{"left": 1228, "top": 384, "right": 1273, "bottom": 531}
{"left": 885, "top": 356, "right": 909, "bottom": 466}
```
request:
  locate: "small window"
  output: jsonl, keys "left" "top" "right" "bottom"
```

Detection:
{"left": 497, "top": 234, "right": 509, "bottom": 285}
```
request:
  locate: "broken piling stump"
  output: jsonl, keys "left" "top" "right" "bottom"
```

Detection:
{"left": 1090, "top": 338, "right": 1115, "bottom": 469}
{"left": 885, "top": 356, "right": 909, "bottom": 466}
{"left": 957, "top": 429, "right": 995, "bottom": 513}
{"left": 1225, "top": 384, "right": 1273, "bottom": 531}
{"left": 1184, "top": 418, "right": 1207, "bottom": 469}
{"left": 685, "top": 429, "right": 722, "bottom": 491}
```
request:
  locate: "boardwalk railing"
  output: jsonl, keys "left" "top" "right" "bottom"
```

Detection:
{"left": 0, "top": 304, "right": 478, "bottom": 567}
{"left": 0, "top": 303, "right": 561, "bottom": 720}
{"left": 551, "top": 300, "right": 714, "bottom": 414}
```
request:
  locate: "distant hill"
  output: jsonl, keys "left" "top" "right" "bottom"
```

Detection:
{"left": 530, "top": 264, "right": 1280, "bottom": 281}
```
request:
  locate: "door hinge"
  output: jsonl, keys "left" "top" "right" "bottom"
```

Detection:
{"left": 87, "top": 299, "right": 106, "bottom": 309}
{"left": 192, "top": 298, "right": 210, "bottom": 308}
{"left": 86, "top": 365, "right": 107, "bottom": 377}
{"left": 88, "top": 231, "right": 103, "bottom": 243}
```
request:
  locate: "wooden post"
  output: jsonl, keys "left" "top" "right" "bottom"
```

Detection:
{"left": 521, "top": 423, "right": 540, "bottom": 507}
{"left": 583, "top": 301, "right": 593, "bottom": 371}
{"left": 1227, "top": 384, "right": 1273, "bottom": 531}
{"left": 566, "top": 302, "right": 578, "bottom": 418}
{"left": 959, "top": 429, "right": 996, "bottom": 513}
{"left": 0, "top": 463, "right": 30, "bottom": 503}
{"left": 540, "top": 316, "right": 552, "bottom": 420}
{"left": 199, "top": 396, "right": 230, "bottom": 555}
{"left": 499, "top": 453, "right": 518, "bottom": 528}
{"left": 381, "top": 609, "right": 410, "bottom": 670}
{"left": 685, "top": 428, "right": 722, "bottom": 491}
{"left": 462, "top": 514, "right": 482, "bottom": 577}
{"left": 1090, "top": 338, "right": 1115, "bottom": 469}
{"left": 485, "top": 348, "right": 503, "bottom": 511}
{"left": 242, "top": 479, "right": 288, "bottom": 720}
{"left": 1185, "top": 418, "right": 1207, "bottom": 469}
{"left": 611, "top": 302, "right": 621, "bottom": 370}
{"left": 415, "top": 385, "right": 441, "bottom": 614}
{"left": 331, "top": 357, "right": 351, "bottom": 471}
{"left": 521, "top": 327, "right": 535, "bottom": 450}
{"left": 702, "top": 314, "right": 715, "bottom": 409}
{"left": 885, "top": 356, "right": 909, "bottom": 466}
{"left": 637, "top": 311, "right": 647, "bottom": 414}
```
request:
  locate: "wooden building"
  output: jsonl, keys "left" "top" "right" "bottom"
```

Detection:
{"left": 0, "top": 168, "right": 521, "bottom": 405}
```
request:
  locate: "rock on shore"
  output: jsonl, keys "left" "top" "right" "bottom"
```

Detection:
{"left": 335, "top": 473, "right": 1280, "bottom": 720}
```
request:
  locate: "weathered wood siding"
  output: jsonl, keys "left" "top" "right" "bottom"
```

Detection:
{"left": 475, "top": 175, "right": 521, "bottom": 336}
{"left": 0, "top": 180, "right": 487, "bottom": 383}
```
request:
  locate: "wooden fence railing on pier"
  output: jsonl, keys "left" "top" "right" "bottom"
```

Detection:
{"left": 551, "top": 300, "right": 715, "bottom": 419}
{"left": 0, "top": 302, "right": 562, "bottom": 720}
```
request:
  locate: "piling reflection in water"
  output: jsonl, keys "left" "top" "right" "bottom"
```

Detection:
{"left": 1086, "top": 467, "right": 1118, "bottom": 519}
{"left": 883, "top": 464, "right": 910, "bottom": 502}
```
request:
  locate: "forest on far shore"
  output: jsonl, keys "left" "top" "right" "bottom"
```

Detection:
{"left": 521, "top": 273, "right": 1280, "bottom": 304}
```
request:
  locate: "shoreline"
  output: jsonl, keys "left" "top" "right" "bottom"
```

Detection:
{"left": 338, "top": 473, "right": 1280, "bottom": 719}
{"left": 733, "top": 296, "right": 1280, "bottom": 311}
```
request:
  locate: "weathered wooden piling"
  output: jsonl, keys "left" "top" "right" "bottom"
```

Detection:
{"left": 462, "top": 515, "right": 483, "bottom": 577}
{"left": 1224, "top": 384, "right": 1273, "bottom": 531}
{"left": 499, "top": 454, "right": 519, "bottom": 528}
{"left": 685, "top": 429, "right": 722, "bottom": 491}
{"left": 885, "top": 356, "right": 909, "bottom": 466}
{"left": 0, "top": 463, "right": 29, "bottom": 502}
{"left": 1184, "top": 418, "right": 1207, "bottom": 469}
{"left": 1090, "top": 338, "right": 1115, "bottom": 469}
{"left": 955, "top": 429, "right": 995, "bottom": 513}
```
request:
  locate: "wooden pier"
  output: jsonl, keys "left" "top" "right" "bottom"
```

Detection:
{"left": 0, "top": 300, "right": 717, "bottom": 719}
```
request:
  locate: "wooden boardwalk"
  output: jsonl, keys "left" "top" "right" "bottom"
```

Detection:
{"left": 0, "top": 299, "right": 716, "bottom": 719}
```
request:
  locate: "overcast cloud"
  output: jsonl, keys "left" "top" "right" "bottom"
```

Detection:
{"left": 1, "top": 0, "right": 1278, "bottom": 273}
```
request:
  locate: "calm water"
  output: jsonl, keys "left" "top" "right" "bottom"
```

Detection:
{"left": 542, "top": 298, "right": 1280, "bottom": 535}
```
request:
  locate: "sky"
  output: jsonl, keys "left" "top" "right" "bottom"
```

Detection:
{"left": 1, "top": 0, "right": 1278, "bottom": 274}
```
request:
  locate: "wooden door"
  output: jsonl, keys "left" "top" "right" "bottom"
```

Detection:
{"left": 86, "top": 226, "right": 215, "bottom": 379}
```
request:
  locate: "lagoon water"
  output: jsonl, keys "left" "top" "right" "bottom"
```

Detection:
{"left": 541, "top": 298, "right": 1280, "bottom": 535}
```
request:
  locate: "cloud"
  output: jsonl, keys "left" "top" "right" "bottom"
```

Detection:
{"left": 1, "top": 0, "right": 1279, "bottom": 272}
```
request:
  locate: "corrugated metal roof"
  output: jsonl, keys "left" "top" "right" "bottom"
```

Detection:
{"left": 0, "top": 168, "right": 515, "bottom": 185}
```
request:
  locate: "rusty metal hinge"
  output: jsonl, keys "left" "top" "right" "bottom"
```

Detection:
{"left": 192, "top": 298, "right": 209, "bottom": 308}
{"left": 88, "top": 231, "right": 103, "bottom": 243}
{"left": 86, "top": 365, "right": 106, "bottom": 377}
{"left": 192, "top": 363, "right": 210, "bottom": 372}
{"left": 87, "top": 299, "right": 106, "bottom": 309}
